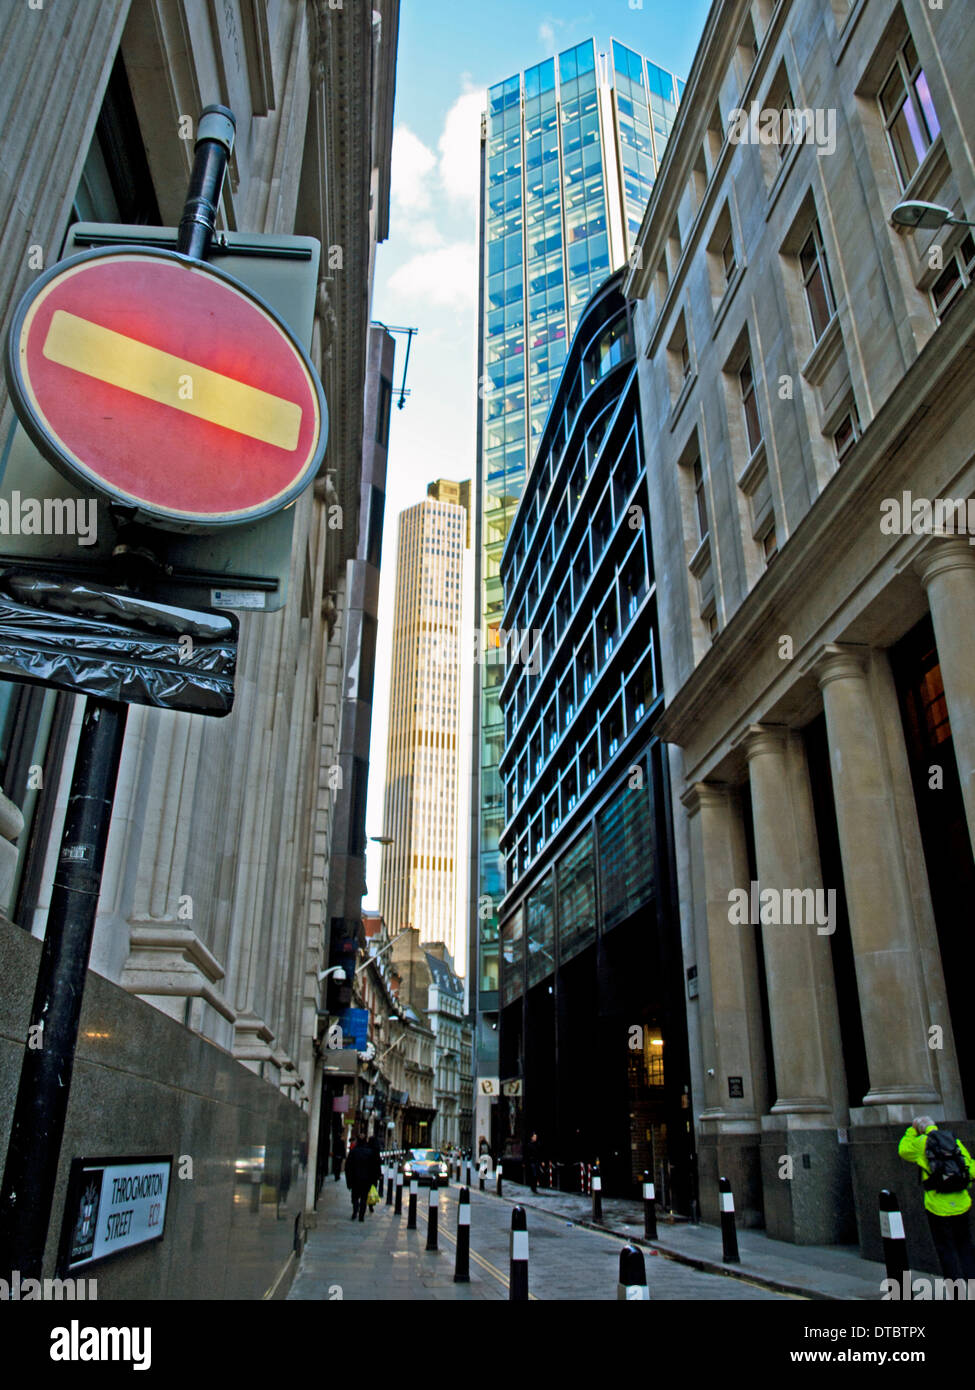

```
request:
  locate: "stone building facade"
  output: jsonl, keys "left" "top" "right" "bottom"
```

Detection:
{"left": 0, "top": 0, "right": 398, "bottom": 1296}
{"left": 624, "top": 0, "right": 975, "bottom": 1269}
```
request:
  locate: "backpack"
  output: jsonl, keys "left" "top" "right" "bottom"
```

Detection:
{"left": 922, "top": 1129, "right": 971, "bottom": 1194}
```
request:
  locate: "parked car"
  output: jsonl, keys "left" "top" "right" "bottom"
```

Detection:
{"left": 400, "top": 1148, "right": 449, "bottom": 1187}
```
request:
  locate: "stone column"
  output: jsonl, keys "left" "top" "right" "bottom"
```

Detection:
{"left": 915, "top": 539, "right": 975, "bottom": 857}
{"left": 739, "top": 726, "right": 836, "bottom": 1117}
{"left": 682, "top": 782, "right": 767, "bottom": 1121}
{"left": 814, "top": 646, "right": 938, "bottom": 1111}
{"left": 682, "top": 782, "right": 767, "bottom": 1226}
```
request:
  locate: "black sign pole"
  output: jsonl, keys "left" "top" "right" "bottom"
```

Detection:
{"left": 0, "top": 698, "right": 127, "bottom": 1278}
{"left": 0, "top": 108, "right": 236, "bottom": 1280}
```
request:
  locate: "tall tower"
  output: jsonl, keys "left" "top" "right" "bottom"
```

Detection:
{"left": 470, "top": 39, "right": 683, "bottom": 1121}
{"left": 381, "top": 480, "right": 471, "bottom": 963}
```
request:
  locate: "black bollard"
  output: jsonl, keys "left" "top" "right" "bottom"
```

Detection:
{"left": 407, "top": 1177, "right": 418, "bottom": 1230}
{"left": 496, "top": 1161, "right": 503, "bottom": 1198}
{"left": 879, "top": 1189, "right": 910, "bottom": 1298}
{"left": 643, "top": 1170, "right": 657, "bottom": 1240}
{"left": 426, "top": 1183, "right": 439, "bottom": 1251}
{"left": 509, "top": 1205, "right": 529, "bottom": 1301}
{"left": 479, "top": 1161, "right": 486, "bottom": 1193}
{"left": 719, "top": 1176, "right": 740, "bottom": 1263}
{"left": 394, "top": 1169, "right": 403, "bottom": 1215}
{"left": 618, "top": 1244, "right": 650, "bottom": 1300}
{"left": 386, "top": 1161, "right": 394, "bottom": 1206}
{"left": 592, "top": 1163, "right": 602, "bottom": 1222}
{"left": 454, "top": 1186, "right": 471, "bottom": 1282}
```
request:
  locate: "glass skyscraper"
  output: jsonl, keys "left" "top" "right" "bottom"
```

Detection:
{"left": 471, "top": 39, "right": 683, "bottom": 1134}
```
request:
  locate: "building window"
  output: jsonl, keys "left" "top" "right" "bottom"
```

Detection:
{"left": 720, "top": 228, "right": 737, "bottom": 284}
{"left": 930, "top": 232, "right": 975, "bottom": 319}
{"left": 704, "top": 605, "right": 719, "bottom": 642}
{"left": 776, "top": 85, "right": 797, "bottom": 162}
{"left": 832, "top": 405, "right": 861, "bottom": 460}
{"left": 376, "top": 375, "right": 393, "bottom": 447}
{"left": 739, "top": 356, "right": 763, "bottom": 454}
{"left": 692, "top": 457, "right": 708, "bottom": 542}
{"left": 879, "top": 33, "right": 940, "bottom": 187}
{"left": 799, "top": 220, "right": 836, "bottom": 344}
{"left": 761, "top": 525, "right": 778, "bottom": 565}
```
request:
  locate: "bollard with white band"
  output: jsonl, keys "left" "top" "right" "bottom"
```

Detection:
{"left": 425, "top": 1182, "right": 439, "bottom": 1251}
{"left": 407, "top": 1176, "right": 418, "bottom": 1230}
{"left": 642, "top": 1170, "right": 658, "bottom": 1240}
{"left": 591, "top": 1162, "right": 602, "bottom": 1222}
{"left": 509, "top": 1205, "right": 529, "bottom": 1301}
{"left": 618, "top": 1243, "right": 650, "bottom": 1300}
{"left": 394, "top": 1168, "right": 403, "bottom": 1215}
{"left": 496, "top": 1161, "right": 503, "bottom": 1198}
{"left": 454, "top": 1186, "right": 471, "bottom": 1283}
{"left": 719, "top": 1175, "right": 740, "bottom": 1263}
{"left": 879, "top": 1189, "right": 910, "bottom": 1296}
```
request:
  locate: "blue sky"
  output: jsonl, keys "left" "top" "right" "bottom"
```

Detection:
{"left": 363, "top": 0, "right": 712, "bottom": 938}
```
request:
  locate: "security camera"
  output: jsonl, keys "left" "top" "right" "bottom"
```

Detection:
{"left": 706, "top": 1068, "right": 715, "bottom": 1077}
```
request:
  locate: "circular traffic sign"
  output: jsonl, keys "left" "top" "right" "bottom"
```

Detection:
{"left": 4, "top": 247, "right": 328, "bottom": 531}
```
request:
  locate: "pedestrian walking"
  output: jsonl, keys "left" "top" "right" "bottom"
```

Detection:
{"left": 331, "top": 1134, "right": 346, "bottom": 1182}
{"left": 897, "top": 1116, "right": 975, "bottom": 1281}
{"left": 524, "top": 1132, "right": 541, "bottom": 1194}
{"left": 345, "top": 1131, "right": 381, "bottom": 1223}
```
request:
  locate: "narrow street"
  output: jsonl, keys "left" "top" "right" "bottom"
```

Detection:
{"left": 288, "top": 1178, "right": 791, "bottom": 1301}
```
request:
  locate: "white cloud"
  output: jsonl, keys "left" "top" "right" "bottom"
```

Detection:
{"left": 539, "top": 21, "right": 557, "bottom": 52}
{"left": 385, "top": 242, "right": 477, "bottom": 308}
{"left": 400, "top": 217, "right": 447, "bottom": 250}
{"left": 390, "top": 125, "right": 437, "bottom": 212}
{"left": 438, "top": 88, "right": 486, "bottom": 211}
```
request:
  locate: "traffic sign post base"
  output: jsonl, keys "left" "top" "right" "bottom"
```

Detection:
{"left": 0, "top": 696, "right": 128, "bottom": 1278}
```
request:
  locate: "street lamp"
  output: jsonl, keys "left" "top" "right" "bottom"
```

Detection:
{"left": 890, "top": 200, "right": 975, "bottom": 231}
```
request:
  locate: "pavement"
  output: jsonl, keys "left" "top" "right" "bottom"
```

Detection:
{"left": 476, "top": 1175, "right": 887, "bottom": 1301}
{"left": 286, "top": 1168, "right": 885, "bottom": 1301}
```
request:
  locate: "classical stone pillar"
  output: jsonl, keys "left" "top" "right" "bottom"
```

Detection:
{"left": 915, "top": 539, "right": 975, "bottom": 857}
{"left": 814, "top": 645, "right": 938, "bottom": 1109}
{"left": 682, "top": 782, "right": 766, "bottom": 1121}
{"left": 739, "top": 726, "right": 838, "bottom": 1117}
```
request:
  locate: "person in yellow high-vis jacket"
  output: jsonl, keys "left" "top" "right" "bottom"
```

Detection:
{"left": 898, "top": 1117, "right": 975, "bottom": 1281}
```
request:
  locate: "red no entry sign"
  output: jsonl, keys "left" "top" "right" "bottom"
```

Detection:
{"left": 4, "top": 248, "right": 327, "bottom": 529}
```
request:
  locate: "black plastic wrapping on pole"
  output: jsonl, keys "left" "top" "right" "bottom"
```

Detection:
{"left": 0, "top": 571, "right": 237, "bottom": 715}
{"left": 879, "top": 1189, "right": 910, "bottom": 1296}
{"left": 719, "top": 1175, "right": 740, "bottom": 1264}
{"left": 454, "top": 1186, "right": 471, "bottom": 1282}
{"left": 0, "top": 696, "right": 128, "bottom": 1277}
{"left": 618, "top": 1244, "right": 650, "bottom": 1300}
{"left": 178, "top": 106, "right": 236, "bottom": 261}
{"left": 509, "top": 1205, "right": 529, "bottom": 1301}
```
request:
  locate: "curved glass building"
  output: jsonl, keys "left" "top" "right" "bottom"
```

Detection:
{"left": 494, "top": 269, "right": 693, "bottom": 1203}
